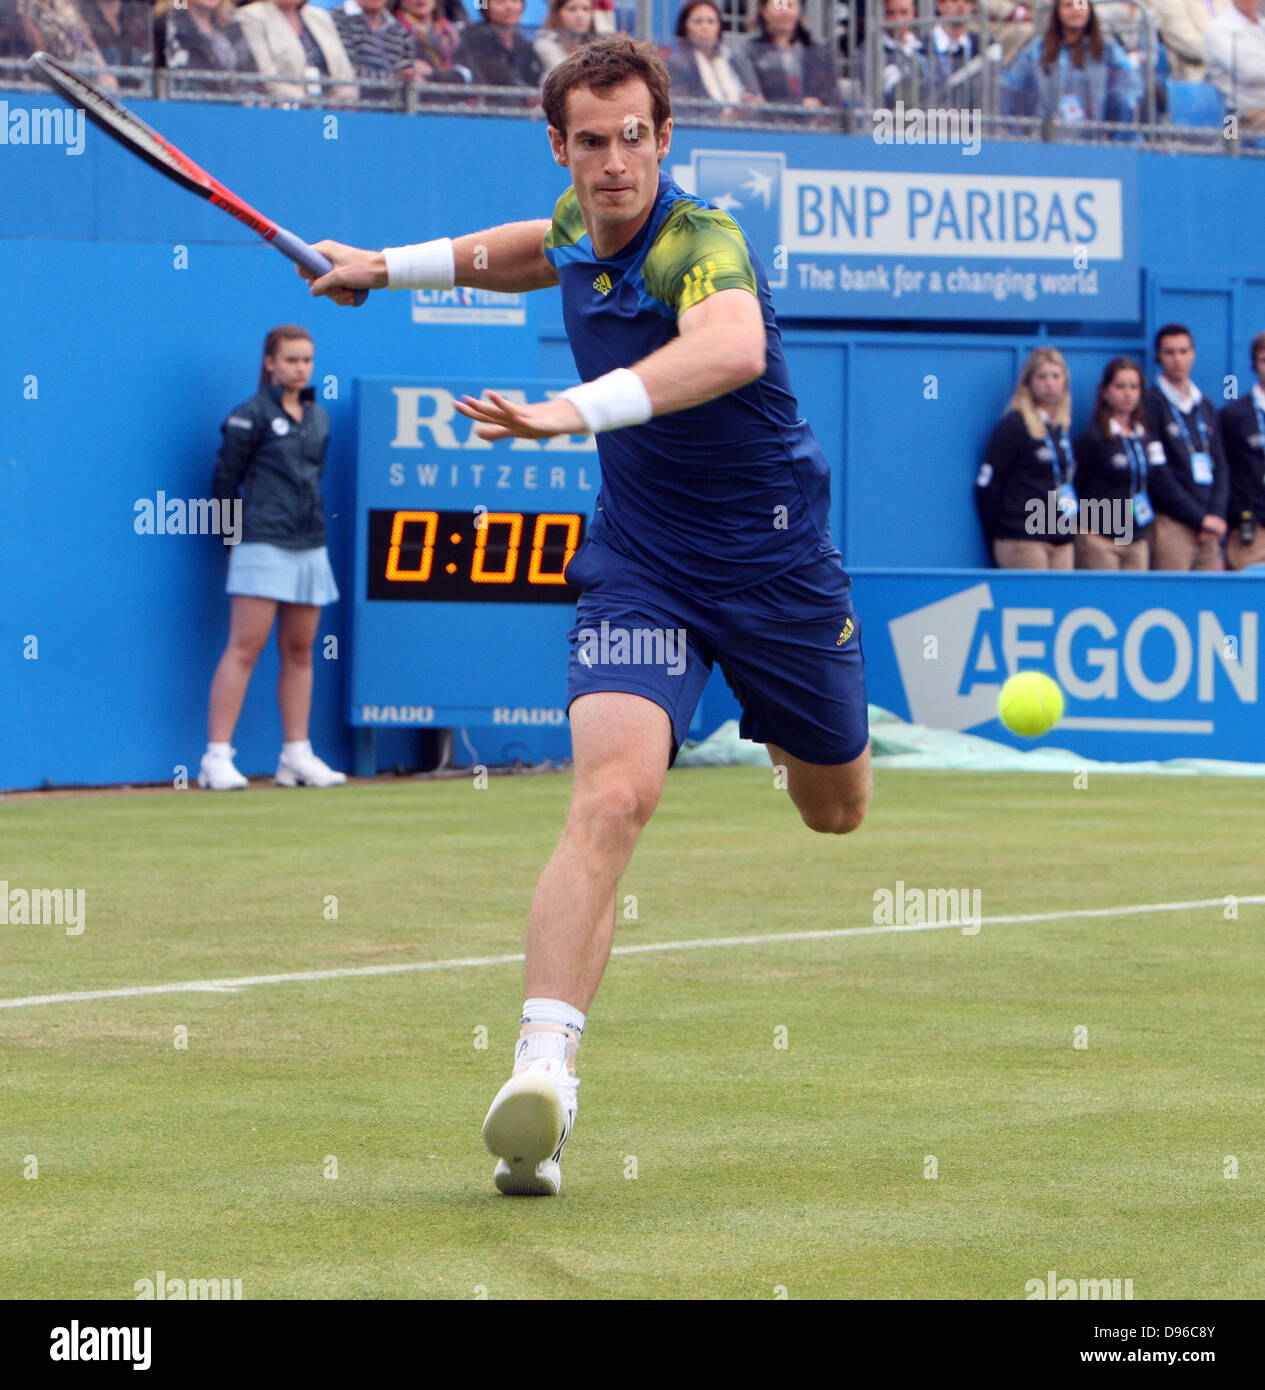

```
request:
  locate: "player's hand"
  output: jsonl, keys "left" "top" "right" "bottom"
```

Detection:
{"left": 303, "top": 240, "right": 389, "bottom": 305}
{"left": 1200, "top": 514, "right": 1227, "bottom": 538}
{"left": 454, "top": 391, "right": 588, "bottom": 441}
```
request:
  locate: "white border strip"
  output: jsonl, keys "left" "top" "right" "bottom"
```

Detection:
{"left": 1, "top": 895, "right": 1259, "bottom": 1012}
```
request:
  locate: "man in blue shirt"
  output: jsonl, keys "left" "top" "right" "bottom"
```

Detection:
{"left": 306, "top": 35, "right": 869, "bottom": 1197}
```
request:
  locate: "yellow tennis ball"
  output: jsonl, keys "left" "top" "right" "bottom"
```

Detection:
{"left": 998, "top": 671, "right": 1064, "bottom": 737}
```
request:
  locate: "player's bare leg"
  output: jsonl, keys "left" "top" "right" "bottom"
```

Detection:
{"left": 276, "top": 601, "right": 321, "bottom": 742}
{"left": 200, "top": 596, "right": 276, "bottom": 789}
{"left": 525, "top": 693, "right": 669, "bottom": 1006}
{"left": 483, "top": 692, "right": 671, "bottom": 1194}
{"left": 207, "top": 595, "right": 277, "bottom": 742}
{"left": 274, "top": 602, "right": 345, "bottom": 787}
{"left": 767, "top": 742, "right": 871, "bottom": 835}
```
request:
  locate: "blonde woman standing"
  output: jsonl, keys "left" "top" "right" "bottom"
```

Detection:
{"left": 976, "top": 348, "right": 1079, "bottom": 568}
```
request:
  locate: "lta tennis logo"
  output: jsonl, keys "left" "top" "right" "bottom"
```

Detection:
{"left": 0, "top": 101, "right": 85, "bottom": 156}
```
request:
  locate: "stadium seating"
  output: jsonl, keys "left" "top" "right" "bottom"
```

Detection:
{"left": 1166, "top": 78, "right": 1226, "bottom": 129}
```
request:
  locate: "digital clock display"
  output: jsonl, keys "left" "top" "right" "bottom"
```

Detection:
{"left": 367, "top": 508, "right": 586, "bottom": 603}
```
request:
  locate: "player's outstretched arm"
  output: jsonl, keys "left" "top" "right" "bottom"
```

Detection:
{"left": 304, "top": 222, "right": 557, "bottom": 304}
{"left": 454, "top": 287, "right": 765, "bottom": 441}
{"left": 633, "top": 287, "right": 766, "bottom": 414}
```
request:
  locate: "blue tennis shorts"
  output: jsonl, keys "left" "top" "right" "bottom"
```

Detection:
{"left": 564, "top": 538, "right": 869, "bottom": 766}
{"left": 226, "top": 543, "right": 340, "bottom": 606}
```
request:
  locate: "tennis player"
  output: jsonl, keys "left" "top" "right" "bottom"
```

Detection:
{"left": 305, "top": 35, "right": 870, "bottom": 1196}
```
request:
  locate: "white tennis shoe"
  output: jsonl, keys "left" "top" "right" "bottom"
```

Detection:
{"left": 275, "top": 748, "right": 347, "bottom": 788}
{"left": 482, "top": 1057, "right": 578, "bottom": 1197}
{"left": 197, "top": 749, "right": 249, "bottom": 791}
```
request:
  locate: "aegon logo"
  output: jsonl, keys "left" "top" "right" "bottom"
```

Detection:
{"left": 492, "top": 708, "right": 565, "bottom": 725}
{"left": 389, "top": 388, "right": 595, "bottom": 452}
{"left": 890, "top": 583, "right": 1256, "bottom": 733}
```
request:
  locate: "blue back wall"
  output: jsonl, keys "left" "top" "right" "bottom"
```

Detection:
{"left": 3, "top": 97, "right": 1263, "bottom": 787}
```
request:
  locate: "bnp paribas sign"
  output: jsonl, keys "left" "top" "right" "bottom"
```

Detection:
{"left": 673, "top": 141, "right": 1137, "bottom": 323}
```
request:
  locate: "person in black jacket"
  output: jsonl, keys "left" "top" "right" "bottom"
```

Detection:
{"left": 200, "top": 325, "right": 347, "bottom": 791}
{"left": 1221, "top": 330, "right": 1265, "bottom": 571}
{"left": 78, "top": 0, "right": 150, "bottom": 86}
{"left": 976, "top": 347, "right": 1078, "bottom": 568}
{"left": 155, "top": 0, "right": 258, "bottom": 96}
{"left": 451, "top": 0, "right": 542, "bottom": 87}
{"left": 1073, "top": 356, "right": 1163, "bottom": 569}
{"left": 1143, "top": 323, "right": 1229, "bottom": 570}
{"left": 743, "top": 0, "right": 837, "bottom": 107}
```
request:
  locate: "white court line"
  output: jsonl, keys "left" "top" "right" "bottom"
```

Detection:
{"left": 0, "top": 895, "right": 1260, "bottom": 1012}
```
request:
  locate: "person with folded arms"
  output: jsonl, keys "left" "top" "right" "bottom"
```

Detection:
{"left": 1073, "top": 357, "right": 1162, "bottom": 569}
{"left": 1220, "top": 331, "right": 1265, "bottom": 569}
{"left": 976, "top": 348, "right": 1079, "bottom": 569}
{"left": 1143, "top": 322, "right": 1229, "bottom": 569}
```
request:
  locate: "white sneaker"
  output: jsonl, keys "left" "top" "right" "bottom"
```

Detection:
{"left": 275, "top": 748, "right": 347, "bottom": 788}
{"left": 482, "top": 1057, "right": 578, "bottom": 1197}
{"left": 197, "top": 749, "right": 249, "bottom": 791}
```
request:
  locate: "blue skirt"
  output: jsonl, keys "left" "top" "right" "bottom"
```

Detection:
{"left": 226, "top": 543, "right": 340, "bottom": 606}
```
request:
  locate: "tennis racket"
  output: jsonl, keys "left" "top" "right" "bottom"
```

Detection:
{"left": 28, "top": 51, "right": 368, "bottom": 306}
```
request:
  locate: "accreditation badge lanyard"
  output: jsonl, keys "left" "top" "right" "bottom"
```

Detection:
{"left": 1253, "top": 398, "right": 1265, "bottom": 465}
{"left": 1121, "top": 431, "right": 1154, "bottom": 528}
{"left": 1045, "top": 428, "right": 1078, "bottom": 515}
{"left": 1168, "top": 399, "right": 1214, "bottom": 485}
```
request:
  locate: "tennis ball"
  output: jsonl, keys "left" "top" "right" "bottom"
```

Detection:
{"left": 998, "top": 671, "right": 1064, "bottom": 737}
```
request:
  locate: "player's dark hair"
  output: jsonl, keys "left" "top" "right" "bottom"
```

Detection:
{"left": 542, "top": 34, "right": 672, "bottom": 136}
{"left": 1041, "top": 0, "right": 1102, "bottom": 71}
{"left": 1153, "top": 322, "right": 1193, "bottom": 359}
{"left": 259, "top": 325, "right": 312, "bottom": 389}
{"left": 754, "top": 0, "right": 813, "bottom": 46}
{"left": 675, "top": 0, "right": 721, "bottom": 40}
{"left": 1092, "top": 356, "right": 1147, "bottom": 438}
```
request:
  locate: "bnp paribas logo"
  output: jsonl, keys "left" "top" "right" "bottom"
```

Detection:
{"left": 593, "top": 272, "right": 612, "bottom": 296}
{"left": 681, "top": 149, "right": 786, "bottom": 289}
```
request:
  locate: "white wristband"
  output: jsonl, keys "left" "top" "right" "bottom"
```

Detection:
{"left": 381, "top": 237, "right": 456, "bottom": 291}
{"left": 560, "top": 368, "right": 653, "bottom": 435}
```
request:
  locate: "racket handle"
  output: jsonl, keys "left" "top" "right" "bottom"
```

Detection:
{"left": 273, "top": 224, "right": 369, "bottom": 307}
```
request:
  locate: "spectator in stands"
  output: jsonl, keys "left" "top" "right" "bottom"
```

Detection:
{"left": 535, "top": 0, "right": 594, "bottom": 77}
{"left": 77, "top": 0, "right": 150, "bottom": 84}
{"left": 391, "top": 0, "right": 465, "bottom": 82}
{"left": 16, "top": 0, "right": 115, "bottom": 83}
{"left": 1143, "top": 322, "right": 1228, "bottom": 569}
{"left": 201, "top": 325, "right": 347, "bottom": 792}
{"left": 928, "top": 0, "right": 991, "bottom": 109}
{"left": 977, "top": 0, "right": 1036, "bottom": 67}
{"left": 666, "top": 0, "right": 762, "bottom": 106}
{"left": 1153, "top": 0, "right": 1227, "bottom": 80}
{"left": 2, "top": 0, "right": 32, "bottom": 57}
{"left": 1073, "top": 357, "right": 1161, "bottom": 568}
{"left": 864, "top": 0, "right": 931, "bottom": 108}
{"left": 1219, "top": 331, "right": 1265, "bottom": 568}
{"left": 743, "top": 0, "right": 837, "bottom": 107}
{"left": 156, "top": 0, "right": 259, "bottom": 92}
{"left": 1204, "top": 0, "right": 1265, "bottom": 128}
{"left": 235, "top": 0, "right": 358, "bottom": 104}
{"left": 331, "top": 0, "right": 415, "bottom": 92}
{"left": 1094, "top": 1, "right": 1150, "bottom": 64}
{"left": 975, "top": 348, "right": 1078, "bottom": 568}
{"left": 451, "top": 0, "right": 543, "bottom": 87}
{"left": 1000, "top": 0, "right": 1142, "bottom": 123}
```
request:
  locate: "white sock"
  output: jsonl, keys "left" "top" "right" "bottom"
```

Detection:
{"left": 207, "top": 742, "right": 232, "bottom": 758}
{"left": 516, "top": 996, "right": 585, "bottom": 1075}
{"left": 283, "top": 740, "right": 311, "bottom": 760}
